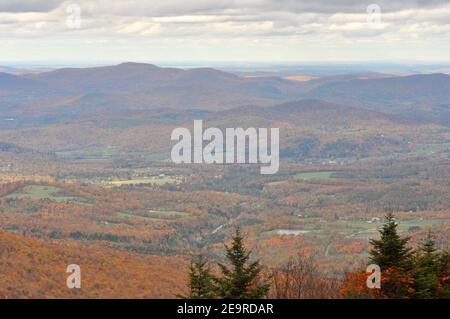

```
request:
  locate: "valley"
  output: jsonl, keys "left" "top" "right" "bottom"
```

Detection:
{"left": 0, "top": 63, "right": 449, "bottom": 298}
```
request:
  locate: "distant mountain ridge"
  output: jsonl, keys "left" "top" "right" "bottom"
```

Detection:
{"left": 0, "top": 63, "right": 307, "bottom": 116}
{"left": 0, "top": 63, "right": 449, "bottom": 127}
{"left": 306, "top": 73, "right": 450, "bottom": 109}
{"left": 0, "top": 72, "right": 47, "bottom": 94}
{"left": 26, "top": 62, "right": 301, "bottom": 95}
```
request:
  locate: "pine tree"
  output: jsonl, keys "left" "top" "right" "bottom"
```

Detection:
{"left": 436, "top": 251, "right": 450, "bottom": 298}
{"left": 369, "top": 212, "right": 413, "bottom": 270}
{"left": 420, "top": 232, "right": 438, "bottom": 255}
{"left": 412, "top": 232, "right": 440, "bottom": 298}
{"left": 184, "top": 255, "right": 216, "bottom": 299}
{"left": 369, "top": 212, "right": 414, "bottom": 298}
{"left": 215, "top": 227, "right": 270, "bottom": 299}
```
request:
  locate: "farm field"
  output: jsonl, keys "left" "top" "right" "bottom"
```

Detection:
{"left": 294, "top": 172, "right": 336, "bottom": 180}
{"left": 104, "top": 176, "right": 181, "bottom": 186}
{"left": 4, "top": 184, "right": 92, "bottom": 205}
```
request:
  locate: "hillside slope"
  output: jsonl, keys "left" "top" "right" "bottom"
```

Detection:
{"left": 0, "top": 231, "right": 187, "bottom": 298}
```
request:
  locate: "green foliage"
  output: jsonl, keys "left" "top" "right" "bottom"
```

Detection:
{"left": 369, "top": 212, "right": 413, "bottom": 270}
{"left": 214, "top": 227, "right": 270, "bottom": 299}
{"left": 369, "top": 212, "right": 414, "bottom": 298}
{"left": 183, "top": 228, "right": 270, "bottom": 299}
{"left": 436, "top": 251, "right": 450, "bottom": 298}
{"left": 184, "top": 255, "right": 216, "bottom": 299}
{"left": 367, "top": 217, "right": 449, "bottom": 299}
{"left": 412, "top": 233, "right": 450, "bottom": 298}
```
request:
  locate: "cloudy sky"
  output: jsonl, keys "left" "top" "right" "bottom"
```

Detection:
{"left": 1, "top": 0, "right": 450, "bottom": 65}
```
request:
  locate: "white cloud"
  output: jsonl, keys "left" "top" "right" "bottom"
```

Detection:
{"left": 0, "top": 0, "right": 449, "bottom": 63}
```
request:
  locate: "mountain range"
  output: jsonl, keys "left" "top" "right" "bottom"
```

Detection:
{"left": 0, "top": 63, "right": 448, "bottom": 124}
{"left": 0, "top": 63, "right": 449, "bottom": 159}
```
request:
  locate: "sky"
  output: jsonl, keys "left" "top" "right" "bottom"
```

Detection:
{"left": 1, "top": 0, "right": 450, "bottom": 66}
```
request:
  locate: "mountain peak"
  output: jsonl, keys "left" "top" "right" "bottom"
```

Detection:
{"left": 116, "top": 62, "right": 159, "bottom": 69}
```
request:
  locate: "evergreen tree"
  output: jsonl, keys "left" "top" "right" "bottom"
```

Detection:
{"left": 185, "top": 255, "right": 216, "bottom": 299}
{"left": 215, "top": 227, "right": 270, "bottom": 299}
{"left": 436, "top": 251, "right": 450, "bottom": 298}
{"left": 369, "top": 212, "right": 413, "bottom": 270}
{"left": 412, "top": 232, "right": 440, "bottom": 298}
{"left": 420, "top": 232, "right": 438, "bottom": 255}
{"left": 369, "top": 212, "right": 413, "bottom": 298}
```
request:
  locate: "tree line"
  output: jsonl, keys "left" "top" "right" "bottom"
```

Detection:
{"left": 182, "top": 213, "right": 449, "bottom": 299}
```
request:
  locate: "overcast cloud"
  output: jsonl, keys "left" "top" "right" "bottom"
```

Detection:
{"left": 1, "top": 0, "right": 449, "bottom": 64}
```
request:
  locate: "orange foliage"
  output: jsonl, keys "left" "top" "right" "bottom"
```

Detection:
{"left": 0, "top": 231, "right": 187, "bottom": 298}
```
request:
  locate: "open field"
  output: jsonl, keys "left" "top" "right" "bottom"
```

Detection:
{"left": 4, "top": 184, "right": 91, "bottom": 205}
{"left": 294, "top": 171, "right": 336, "bottom": 180}
{"left": 117, "top": 210, "right": 189, "bottom": 221}
{"left": 105, "top": 176, "right": 181, "bottom": 186}
{"left": 117, "top": 211, "right": 160, "bottom": 222}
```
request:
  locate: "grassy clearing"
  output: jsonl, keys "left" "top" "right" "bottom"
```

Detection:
{"left": 397, "top": 218, "right": 450, "bottom": 231}
{"left": 294, "top": 171, "right": 335, "bottom": 180}
{"left": 265, "top": 217, "right": 450, "bottom": 239}
{"left": 4, "top": 185, "right": 90, "bottom": 205}
{"left": 337, "top": 218, "right": 450, "bottom": 234}
{"left": 106, "top": 176, "right": 181, "bottom": 186}
{"left": 55, "top": 147, "right": 114, "bottom": 160}
{"left": 117, "top": 212, "right": 159, "bottom": 222}
{"left": 261, "top": 229, "right": 320, "bottom": 237}
{"left": 117, "top": 210, "right": 189, "bottom": 222}
{"left": 148, "top": 210, "right": 189, "bottom": 219}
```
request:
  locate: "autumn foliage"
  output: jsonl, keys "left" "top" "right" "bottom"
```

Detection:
{"left": 340, "top": 214, "right": 449, "bottom": 299}
{"left": 0, "top": 231, "right": 187, "bottom": 298}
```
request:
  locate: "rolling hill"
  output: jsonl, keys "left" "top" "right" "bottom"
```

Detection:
{"left": 0, "top": 231, "right": 187, "bottom": 298}
{"left": 0, "top": 72, "right": 50, "bottom": 95}
{"left": 0, "top": 63, "right": 449, "bottom": 158}
{"left": 306, "top": 73, "right": 450, "bottom": 109}
{"left": 0, "top": 63, "right": 311, "bottom": 121}
{"left": 1, "top": 63, "right": 450, "bottom": 124}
